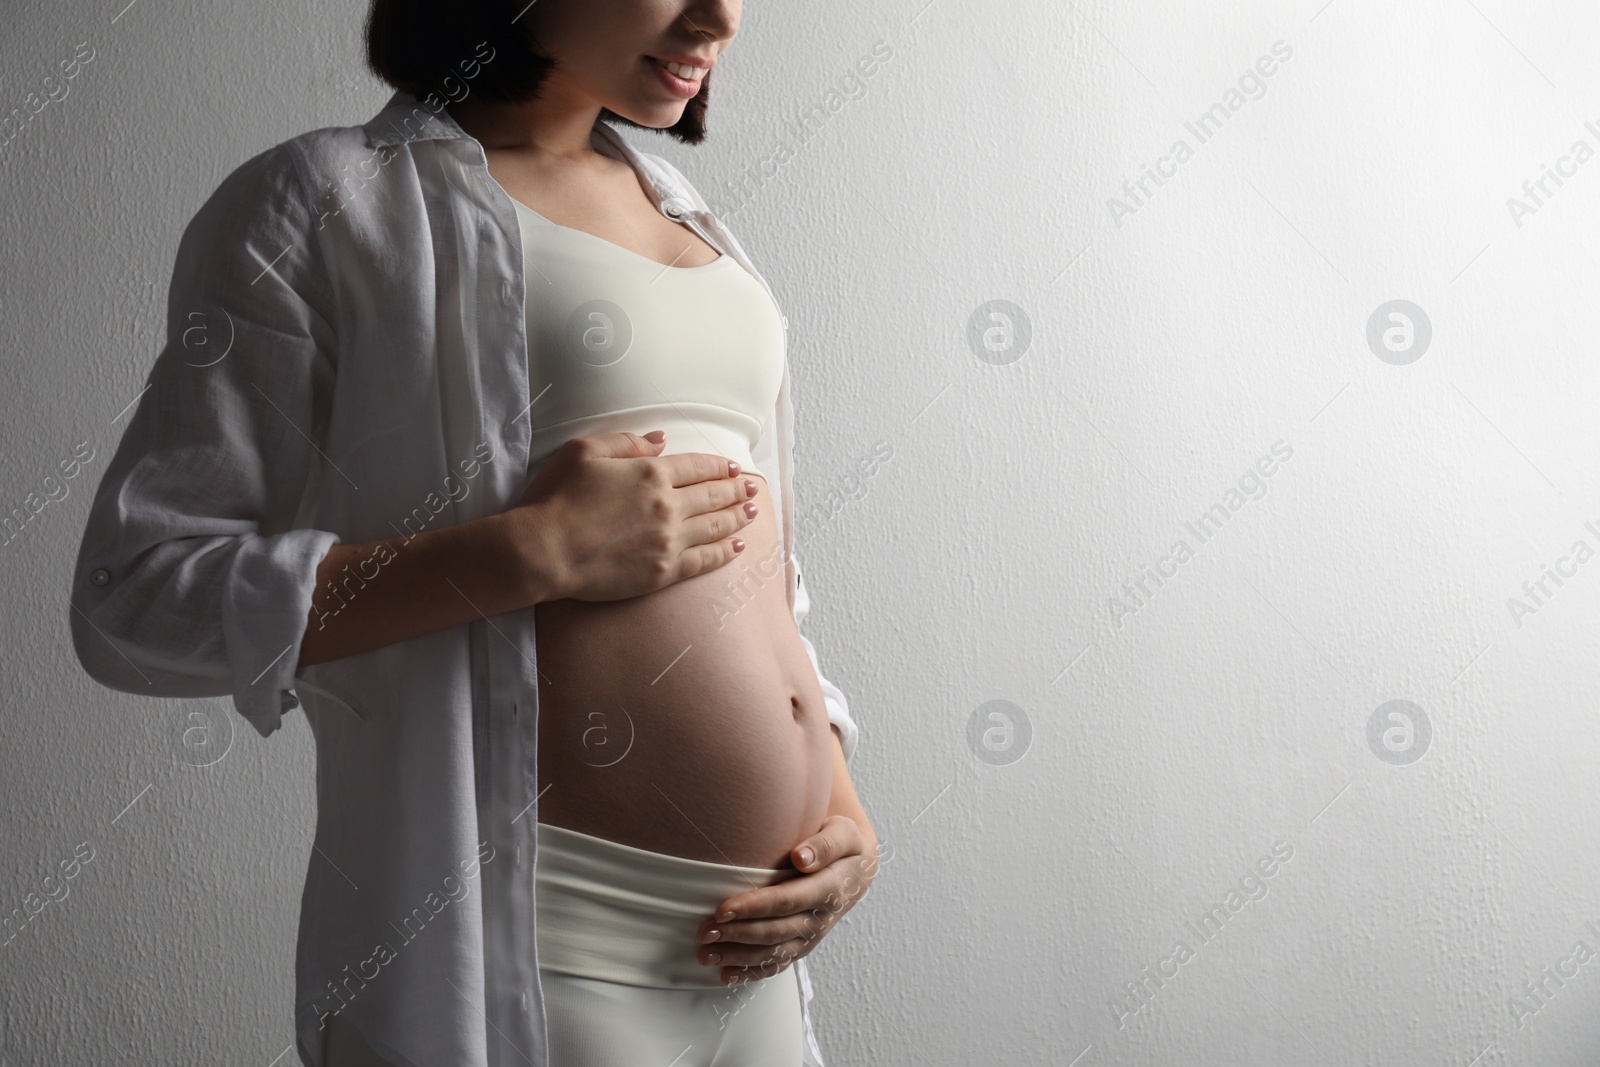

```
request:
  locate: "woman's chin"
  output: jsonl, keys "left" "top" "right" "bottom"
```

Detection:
{"left": 604, "top": 94, "right": 689, "bottom": 129}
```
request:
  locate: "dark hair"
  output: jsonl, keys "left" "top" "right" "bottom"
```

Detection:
{"left": 364, "top": 0, "right": 709, "bottom": 145}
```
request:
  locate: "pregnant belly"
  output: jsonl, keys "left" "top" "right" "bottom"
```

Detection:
{"left": 533, "top": 473, "right": 836, "bottom": 870}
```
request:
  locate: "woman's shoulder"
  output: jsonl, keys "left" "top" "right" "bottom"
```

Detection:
{"left": 179, "top": 128, "right": 362, "bottom": 246}
{"left": 233, "top": 92, "right": 433, "bottom": 200}
{"left": 200, "top": 97, "right": 432, "bottom": 239}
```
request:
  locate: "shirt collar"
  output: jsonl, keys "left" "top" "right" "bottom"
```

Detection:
{"left": 362, "top": 89, "right": 697, "bottom": 218}
{"left": 365, "top": 89, "right": 473, "bottom": 147}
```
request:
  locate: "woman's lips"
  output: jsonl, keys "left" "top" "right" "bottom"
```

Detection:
{"left": 645, "top": 56, "right": 704, "bottom": 99}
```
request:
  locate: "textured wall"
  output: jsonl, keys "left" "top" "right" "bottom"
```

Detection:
{"left": 7, "top": 0, "right": 1600, "bottom": 1064}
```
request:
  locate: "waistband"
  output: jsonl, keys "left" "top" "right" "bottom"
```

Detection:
{"left": 526, "top": 407, "right": 766, "bottom": 484}
{"left": 534, "top": 821, "right": 798, "bottom": 988}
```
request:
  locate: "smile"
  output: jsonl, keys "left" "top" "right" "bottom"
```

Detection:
{"left": 650, "top": 57, "right": 708, "bottom": 82}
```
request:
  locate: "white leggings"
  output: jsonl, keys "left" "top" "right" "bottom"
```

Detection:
{"left": 534, "top": 820, "right": 806, "bottom": 1067}
{"left": 318, "top": 823, "right": 806, "bottom": 1067}
{"left": 319, "top": 965, "right": 804, "bottom": 1067}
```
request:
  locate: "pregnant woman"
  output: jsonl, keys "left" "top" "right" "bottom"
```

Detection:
{"left": 438, "top": 3, "right": 876, "bottom": 1065}
{"left": 68, "top": 1, "right": 875, "bottom": 1065}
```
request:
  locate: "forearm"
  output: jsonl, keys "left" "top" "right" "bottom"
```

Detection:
{"left": 297, "top": 510, "right": 551, "bottom": 669}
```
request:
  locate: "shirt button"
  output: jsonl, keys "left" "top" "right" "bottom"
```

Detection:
{"left": 516, "top": 842, "right": 524, "bottom": 869}
{"left": 501, "top": 279, "right": 511, "bottom": 302}
{"left": 521, "top": 989, "right": 529, "bottom": 1013}
{"left": 661, "top": 197, "right": 688, "bottom": 219}
{"left": 89, "top": 568, "right": 110, "bottom": 587}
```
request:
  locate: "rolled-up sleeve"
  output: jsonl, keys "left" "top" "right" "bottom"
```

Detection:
{"left": 68, "top": 141, "right": 341, "bottom": 739}
{"left": 791, "top": 551, "right": 858, "bottom": 764}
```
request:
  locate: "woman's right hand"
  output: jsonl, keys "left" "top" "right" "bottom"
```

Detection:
{"left": 505, "top": 430, "right": 761, "bottom": 604}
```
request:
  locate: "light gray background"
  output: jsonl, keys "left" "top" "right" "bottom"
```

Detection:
{"left": 7, "top": 0, "right": 1600, "bottom": 1064}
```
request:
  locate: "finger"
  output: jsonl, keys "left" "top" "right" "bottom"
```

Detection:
{"left": 583, "top": 430, "right": 667, "bottom": 458}
{"left": 660, "top": 450, "right": 743, "bottom": 488}
{"left": 677, "top": 535, "right": 746, "bottom": 582}
{"left": 702, "top": 911, "right": 831, "bottom": 951}
{"left": 685, "top": 475, "right": 760, "bottom": 520}
{"left": 681, "top": 476, "right": 761, "bottom": 524}
{"left": 710, "top": 869, "right": 825, "bottom": 924}
{"left": 677, "top": 514, "right": 757, "bottom": 575}
{"left": 703, "top": 472, "right": 761, "bottom": 505}
{"left": 789, "top": 813, "right": 863, "bottom": 874}
{"left": 681, "top": 489, "right": 761, "bottom": 543}
{"left": 701, "top": 935, "right": 798, "bottom": 969}
{"left": 708, "top": 939, "right": 806, "bottom": 975}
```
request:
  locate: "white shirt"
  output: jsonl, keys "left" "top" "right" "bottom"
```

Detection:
{"left": 68, "top": 87, "right": 858, "bottom": 1067}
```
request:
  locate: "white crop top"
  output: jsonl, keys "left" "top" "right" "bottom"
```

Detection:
{"left": 513, "top": 195, "right": 785, "bottom": 482}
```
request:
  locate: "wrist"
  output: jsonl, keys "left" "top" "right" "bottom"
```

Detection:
{"left": 496, "top": 505, "right": 565, "bottom": 605}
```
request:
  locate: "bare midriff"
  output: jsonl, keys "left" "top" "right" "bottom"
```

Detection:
{"left": 534, "top": 471, "right": 836, "bottom": 870}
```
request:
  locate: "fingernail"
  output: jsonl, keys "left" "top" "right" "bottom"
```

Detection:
{"left": 798, "top": 847, "right": 814, "bottom": 868}
{"left": 717, "top": 909, "right": 736, "bottom": 922}
{"left": 705, "top": 951, "right": 721, "bottom": 964}
{"left": 744, "top": 479, "right": 757, "bottom": 497}
{"left": 728, "top": 461, "right": 741, "bottom": 477}
{"left": 702, "top": 928, "right": 720, "bottom": 943}
{"left": 744, "top": 502, "right": 758, "bottom": 518}
{"left": 731, "top": 539, "right": 745, "bottom": 553}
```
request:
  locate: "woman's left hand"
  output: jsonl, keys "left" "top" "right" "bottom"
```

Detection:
{"left": 695, "top": 813, "right": 878, "bottom": 985}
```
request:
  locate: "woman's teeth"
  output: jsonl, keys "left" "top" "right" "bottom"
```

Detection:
{"left": 654, "top": 58, "right": 706, "bottom": 82}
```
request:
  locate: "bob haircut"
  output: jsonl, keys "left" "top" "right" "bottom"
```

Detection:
{"left": 364, "top": 0, "right": 710, "bottom": 145}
